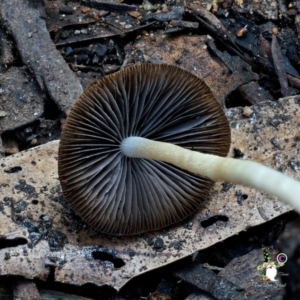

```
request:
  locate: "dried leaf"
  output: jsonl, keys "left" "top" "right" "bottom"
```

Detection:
{"left": 0, "top": 96, "right": 299, "bottom": 290}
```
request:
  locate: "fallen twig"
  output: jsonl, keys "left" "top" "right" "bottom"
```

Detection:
{"left": 81, "top": 0, "right": 136, "bottom": 13}
{"left": 0, "top": 0, "right": 83, "bottom": 113}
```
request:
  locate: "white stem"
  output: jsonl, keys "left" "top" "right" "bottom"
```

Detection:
{"left": 121, "top": 136, "right": 300, "bottom": 214}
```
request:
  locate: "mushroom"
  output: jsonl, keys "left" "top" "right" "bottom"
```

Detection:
{"left": 58, "top": 64, "right": 300, "bottom": 235}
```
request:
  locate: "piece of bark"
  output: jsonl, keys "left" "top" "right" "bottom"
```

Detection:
{"left": 271, "top": 35, "right": 289, "bottom": 97}
{"left": 207, "top": 39, "right": 258, "bottom": 81}
{"left": 258, "top": 34, "right": 272, "bottom": 60}
{"left": 288, "top": 74, "right": 300, "bottom": 90}
{"left": 0, "top": 0, "right": 83, "bottom": 113}
{"left": 0, "top": 67, "right": 44, "bottom": 132}
{"left": 175, "top": 264, "right": 256, "bottom": 300}
{"left": 0, "top": 29, "right": 15, "bottom": 66}
{"left": 0, "top": 135, "right": 4, "bottom": 157}
{"left": 12, "top": 278, "right": 41, "bottom": 300}
{"left": 236, "top": 81, "right": 274, "bottom": 105}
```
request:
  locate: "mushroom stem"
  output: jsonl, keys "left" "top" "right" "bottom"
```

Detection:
{"left": 121, "top": 136, "right": 300, "bottom": 213}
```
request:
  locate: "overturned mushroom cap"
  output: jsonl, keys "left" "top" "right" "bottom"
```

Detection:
{"left": 58, "top": 64, "right": 231, "bottom": 235}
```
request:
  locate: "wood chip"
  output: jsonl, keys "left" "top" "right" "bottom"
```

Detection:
{"left": 243, "top": 106, "right": 254, "bottom": 117}
{"left": 81, "top": 7, "right": 91, "bottom": 13}
{"left": 128, "top": 11, "right": 142, "bottom": 18}
{"left": 12, "top": 278, "right": 41, "bottom": 300}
